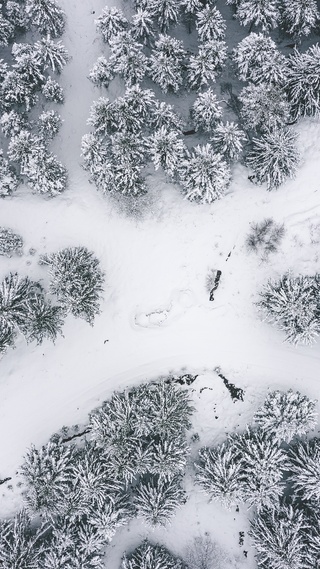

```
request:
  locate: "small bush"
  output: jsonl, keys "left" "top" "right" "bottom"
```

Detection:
{"left": 0, "top": 227, "right": 23, "bottom": 256}
{"left": 246, "top": 218, "right": 285, "bottom": 260}
{"left": 121, "top": 540, "right": 185, "bottom": 569}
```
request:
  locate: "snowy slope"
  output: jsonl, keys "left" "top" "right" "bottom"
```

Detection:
{"left": 0, "top": 0, "right": 320, "bottom": 566}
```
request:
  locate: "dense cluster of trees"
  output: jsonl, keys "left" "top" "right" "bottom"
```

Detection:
{"left": 0, "top": 0, "right": 68, "bottom": 197}
{"left": 0, "top": 245, "right": 104, "bottom": 355}
{"left": 0, "top": 381, "right": 193, "bottom": 568}
{"left": 82, "top": 0, "right": 320, "bottom": 202}
{"left": 195, "top": 387, "right": 320, "bottom": 569}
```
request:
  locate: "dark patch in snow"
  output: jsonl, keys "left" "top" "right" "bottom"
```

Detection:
{"left": 61, "top": 428, "right": 90, "bottom": 443}
{"left": 214, "top": 367, "right": 245, "bottom": 402}
{"left": 165, "top": 373, "right": 199, "bottom": 386}
{"left": 209, "top": 270, "right": 222, "bottom": 301}
{"left": 0, "top": 477, "right": 11, "bottom": 485}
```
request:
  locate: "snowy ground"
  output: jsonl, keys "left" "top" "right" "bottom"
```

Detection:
{"left": 1, "top": 0, "right": 320, "bottom": 567}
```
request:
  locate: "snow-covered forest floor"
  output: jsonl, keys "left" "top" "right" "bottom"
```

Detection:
{"left": 1, "top": 0, "right": 320, "bottom": 567}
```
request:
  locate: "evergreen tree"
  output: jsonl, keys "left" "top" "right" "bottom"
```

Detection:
{"left": 12, "top": 42, "right": 46, "bottom": 90}
{"left": 134, "top": 475, "right": 186, "bottom": 526}
{"left": 286, "top": 45, "right": 320, "bottom": 119}
{"left": 26, "top": 0, "right": 65, "bottom": 37}
{"left": 148, "top": 127, "right": 186, "bottom": 178}
{"left": 0, "top": 109, "right": 27, "bottom": 137}
{"left": 151, "top": 100, "right": 184, "bottom": 131}
{"left": 0, "top": 510, "right": 48, "bottom": 569}
{"left": 0, "top": 150, "right": 19, "bottom": 196}
{"left": 34, "top": 37, "right": 69, "bottom": 73}
{"left": 40, "top": 246, "right": 104, "bottom": 324}
{"left": 148, "top": 0, "right": 180, "bottom": 32}
{"left": 187, "top": 40, "right": 227, "bottom": 89}
{"left": 246, "top": 218, "right": 285, "bottom": 259}
{"left": 211, "top": 121, "right": 245, "bottom": 161}
{"left": 41, "top": 76, "right": 64, "bottom": 103}
{"left": 1, "top": 69, "right": 39, "bottom": 111}
{"left": 87, "top": 97, "right": 120, "bottom": 136}
{"left": 145, "top": 380, "right": 193, "bottom": 439}
{"left": 0, "top": 321, "right": 15, "bottom": 355}
{"left": 196, "top": 6, "right": 226, "bottom": 42}
{"left": 179, "top": 144, "right": 231, "bottom": 204}
{"left": 25, "top": 293, "right": 64, "bottom": 345}
{"left": 191, "top": 89, "right": 223, "bottom": 132}
{"left": 26, "top": 152, "right": 68, "bottom": 197}
{"left": 231, "top": 428, "right": 287, "bottom": 509}
{"left": 108, "top": 31, "right": 148, "bottom": 86}
{"left": 81, "top": 133, "right": 110, "bottom": 175}
{"left": 111, "top": 131, "right": 147, "bottom": 167}
{"left": 21, "top": 438, "right": 76, "bottom": 516}
{"left": 149, "top": 34, "right": 186, "bottom": 93}
{"left": 289, "top": 438, "right": 320, "bottom": 506}
{"left": 89, "top": 56, "right": 115, "bottom": 88}
{"left": 236, "top": 0, "right": 280, "bottom": 32}
{"left": 131, "top": 8, "right": 155, "bottom": 44}
{"left": 88, "top": 493, "right": 133, "bottom": 543}
{"left": 247, "top": 128, "right": 299, "bottom": 190}
{"left": 282, "top": 0, "right": 319, "bottom": 38}
{"left": 95, "top": 6, "right": 128, "bottom": 43}
{"left": 149, "top": 436, "right": 189, "bottom": 479}
{"left": 180, "top": 0, "right": 202, "bottom": 32}
{"left": 113, "top": 161, "right": 147, "bottom": 196}
{"left": 254, "top": 390, "right": 318, "bottom": 443}
{"left": 233, "top": 33, "right": 286, "bottom": 85}
{"left": 37, "top": 110, "right": 62, "bottom": 140}
{"left": 195, "top": 443, "right": 244, "bottom": 508}
{"left": 0, "top": 227, "right": 23, "bottom": 256}
{"left": 257, "top": 273, "right": 320, "bottom": 345}
{"left": 8, "top": 130, "right": 45, "bottom": 170}
{"left": 4, "top": 1, "right": 29, "bottom": 31}
{"left": 0, "top": 13, "right": 14, "bottom": 46}
{"left": 117, "top": 85, "right": 156, "bottom": 132}
{"left": 239, "top": 84, "right": 291, "bottom": 132}
{"left": 0, "top": 273, "right": 33, "bottom": 331}
{"left": 121, "top": 540, "right": 185, "bottom": 569}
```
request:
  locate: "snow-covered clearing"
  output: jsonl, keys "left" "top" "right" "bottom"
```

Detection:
{"left": 1, "top": 0, "right": 320, "bottom": 566}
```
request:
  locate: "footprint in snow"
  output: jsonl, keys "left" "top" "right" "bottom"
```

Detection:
{"left": 134, "top": 290, "right": 195, "bottom": 328}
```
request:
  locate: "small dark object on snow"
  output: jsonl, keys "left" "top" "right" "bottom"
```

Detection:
{"left": 236, "top": 505, "right": 240, "bottom": 512}
{"left": 243, "top": 551, "right": 248, "bottom": 558}
{"left": 214, "top": 367, "right": 245, "bottom": 401}
{"left": 0, "top": 477, "right": 11, "bottom": 485}
{"left": 61, "top": 427, "right": 90, "bottom": 443}
{"left": 239, "top": 532, "right": 245, "bottom": 546}
{"left": 166, "top": 373, "right": 198, "bottom": 386}
{"left": 183, "top": 129, "right": 196, "bottom": 136}
{"left": 209, "top": 270, "right": 222, "bottom": 301}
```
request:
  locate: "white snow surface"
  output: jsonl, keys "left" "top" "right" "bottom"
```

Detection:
{"left": 1, "top": 0, "right": 320, "bottom": 567}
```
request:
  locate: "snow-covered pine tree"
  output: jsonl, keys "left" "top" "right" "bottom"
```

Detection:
{"left": 239, "top": 84, "right": 291, "bottom": 132}
{"left": 247, "top": 128, "right": 299, "bottom": 190}
{"left": 25, "top": 293, "right": 64, "bottom": 345}
{"left": 233, "top": 33, "right": 286, "bottom": 85}
{"left": 81, "top": 133, "right": 110, "bottom": 175}
{"left": 249, "top": 504, "right": 309, "bottom": 569}
{"left": 26, "top": 152, "right": 68, "bottom": 197}
{"left": 117, "top": 85, "right": 156, "bottom": 132}
{"left": 148, "top": 0, "right": 180, "bottom": 32}
{"left": 0, "top": 273, "right": 32, "bottom": 331}
{"left": 21, "top": 439, "right": 76, "bottom": 516}
{"left": 235, "top": 0, "right": 280, "bottom": 32}
{"left": 41, "top": 76, "right": 64, "bottom": 103}
{"left": 12, "top": 42, "right": 46, "bottom": 91}
{"left": 121, "top": 540, "right": 185, "bottom": 569}
{"left": 0, "top": 321, "right": 15, "bottom": 355}
{"left": 34, "top": 37, "right": 69, "bottom": 73}
{"left": 111, "top": 131, "right": 147, "bottom": 167}
{"left": 282, "top": 0, "right": 319, "bottom": 38}
{"left": 195, "top": 443, "right": 244, "bottom": 509}
{"left": 1, "top": 69, "right": 39, "bottom": 111}
{"left": 134, "top": 474, "right": 186, "bottom": 526}
{"left": 187, "top": 40, "right": 228, "bottom": 89}
{"left": 0, "top": 13, "right": 14, "bottom": 46}
{"left": 95, "top": 6, "right": 128, "bottom": 44}
{"left": 254, "top": 390, "right": 318, "bottom": 443}
{"left": 211, "top": 121, "right": 246, "bottom": 162}
{"left": 245, "top": 218, "right": 285, "bottom": 259}
{"left": 4, "top": 1, "right": 29, "bottom": 32}
{"left": 8, "top": 130, "right": 45, "bottom": 170}
{"left": 0, "top": 150, "right": 19, "bottom": 196}
{"left": 0, "top": 109, "right": 27, "bottom": 137}
{"left": 0, "top": 510, "right": 48, "bottom": 569}
{"left": 289, "top": 438, "right": 320, "bottom": 505}
{"left": 305, "top": 512, "right": 320, "bottom": 569}
{"left": 88, "top": 491, "right": 133, "bottom": 543}
{"left": 37, "top": 110, "right": 62, "bottom": 140}
{"left": 179, "top": 144, "right": 231, "bottom": 204}
{"left": 108, "top": 31, "right": 148, "bottom": 86}
{"left": 196, "top": 6, "right": 226, "bottom": 42}
{"left": 257, "top": 273, "right": 320, "bottom": 345}
{"left": 149, "top": 34, "right": 185, "bottom": 93}
{"left": 87, "top": 97, "right": 120, "bottom": 136}
{"left": 89, "top": 56, "right": 115, "bottom": 89}
{"left": 145, "top": 380, "right": 194, "bottom": 439}
{"left": 231, "top": 427, "right": 287, "bottom": 509}
{"left": 113, "top": 161, "right": 147, "bottom": 196}
{"left": 25, "top": 0, "right": 65, "bottom": 37}
{"left": 148, "top": 127, "right": 186, "bottom": 179}
{"left": 0, "top": 227, "right": 23, "bottom": 256}
{"left": 41, "top": 247, "right": 104, "bottom": 324}
{"left": 131, "top": 8, "right": 155, "bottom": 44}
{"left": 151, "top": 100, "right": 184, "bottom": 131}
{"left": 286, "top": 45, "right": 320, "bottom": 119}
{"left": 148, "top": 436, "right": 189, "bottom": 479}
{"left": 191, "top": 89, "right": 223, "bottom": 132}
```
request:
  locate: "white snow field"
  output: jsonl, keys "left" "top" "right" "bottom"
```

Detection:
{"left": 1, "top": 0, "right": 320, "bottom": 567}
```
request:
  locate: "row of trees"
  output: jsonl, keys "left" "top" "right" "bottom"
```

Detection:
{"left": 0, "top": 0, "right": 68, "bottom": 197}
{"left": 195, "top": 388, "right": 320, "bottom": 568}
{"left": 0, "top": 381, "right": 193, "bottom": 567}
{"left": 0, "top": 246, "right": 104, "bottom": 355}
